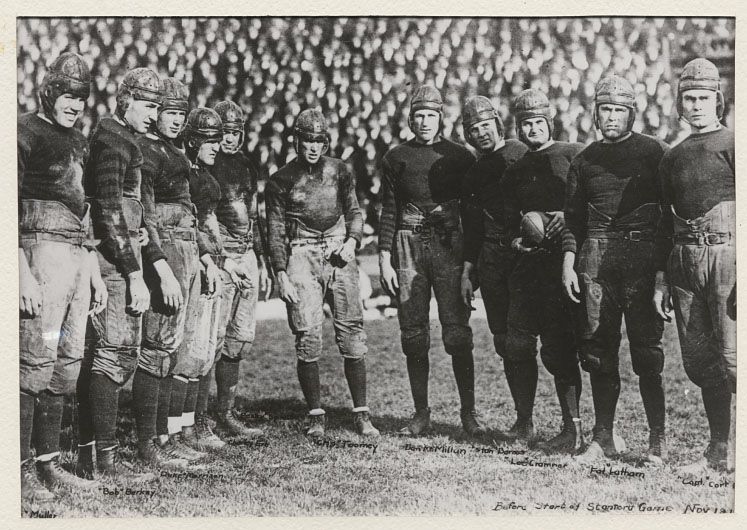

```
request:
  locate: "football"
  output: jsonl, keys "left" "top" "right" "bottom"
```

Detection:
{"left": 520, "top": 211, "right": 550, "bottom": 247}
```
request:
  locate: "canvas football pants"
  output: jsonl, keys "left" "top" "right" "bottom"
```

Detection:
{"left": 669, "top": 201, "right": 736, "bottom": 392}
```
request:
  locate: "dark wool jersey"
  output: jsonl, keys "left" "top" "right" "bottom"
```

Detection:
{"left": 563, "top": 132, "right": 669, "bottom": 254}
{"left": 189, "top": 164, "right": 223, "bottom": 257}
{"left": 461, "top": 139, "right": 528, "bottom": 263}
{"left": 378, "top": 138, "right": 476, "bottom": 252}
{"left": 655, "top": 126, "right": 735, "bottom": 271}
{"left": 18, "top": 113, "right": 89, "bottom": 220}
{"left": 138, "top": 133, "right": 194, "bottom": 264}
{"left": 265, "top": 155, "right": 363, "bottom": 272}
{"left": 502, "top": 141, "right": 585, "bottom": 240}
{"left": 212, "top": 150, "right": 264, "bottom": 255}
{"left": 85, "top": 117, "right": 144, "bottom": 275}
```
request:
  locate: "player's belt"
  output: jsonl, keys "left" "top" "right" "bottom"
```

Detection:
{"left": 674, "top": 232, "right": 732, "bottom": 246}
{"left": 19, "top": 230, "right": 87, "bottom": 246}
{"left": 290, "top": 235, "right": 345, "bottom": 247}
{"left": 586, "top": 229, "right": 655, "bottom": 242}
{"left": 158, "top": 227, "right": 197, "bottom": 242}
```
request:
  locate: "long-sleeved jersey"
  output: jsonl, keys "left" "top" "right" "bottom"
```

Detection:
{"left": 137, "top": 133, "right": 194, "bottom": 264}
{"left": 84, "top": 117, "right": 145, "bottom": 275}
{"left": 655, "top": 126, "right": 735, "bottom": 271}
{"left": 265, "top": 156, "right": 363, "bottom": 273}
{"left": 501, "top": 141, "right": 585, "bottom": 241}
{"left": 189, "top": 163, "right": 223, "bottom": 257}
{"left": 18, "top": 112, "right": 89, "bottom": 220}
{"left": 563, "top": 132, "right": 669, "bottom": 255}
{"left": 461, "top": 139, "right": 528, "bottom": 263}
{"left": 378, "top": 138, "right": 476, "bottom": 252}
{"left": 212, "top": 150, "right": 263, "bottom": 255}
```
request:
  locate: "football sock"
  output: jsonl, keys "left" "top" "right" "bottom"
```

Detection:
{"left": 196, "top": 367, "right": 214, "bottom": 415}
{"left": 639, "top": 373, "right": 665, "bottom": 433}
{"left": 296, "top": 360, "right": 321, "bottom": 411}
{"left": 555, "top": 378, "right": 581, "bottom": 428}
{"left": 168, "top": 375, "right": 189, "bottom": 435}
{"left": 504, "top": 358, "right": 537, "bottom": 421}
{"left": 702, "top": 384, "right": 731, "bottom": 443}
{"left": 20, "top": 392, "right": 35, "bottom": 462}
{"left": 182, "top": 379, "right": 200, "bottom": 427}
{"left": 89, "top": 372, "right": 120, "bottom": 449}
{"left": 343, "top": 357, "right": 367, "bottom": 409}
{"left": 590, "top": 371, "right": 620, "bottom": 434}
{"left": 33, "top": 391, "right": 64, "bottom": 457}
{"left": 406, "top": 355, "right": 430, "bottom": 411}
{"left": 451, "top": 353, "right": 476, "bottom": 412}
{"left": 156, "top": 376, "right": 172, "bottom": 437}
{"left": 132, "top": 368, "right": 160, "bottom": 443}
{"left": 216, "top": 357, "right": 240, "bottom": 413}
{"left": 76, "top": 362, "right": 95, "bottom": 444}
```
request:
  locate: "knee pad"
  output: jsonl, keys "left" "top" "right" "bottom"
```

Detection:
{"left": 340, "top": 334, "right": 368, "bottom": 359}
{"left": 443, "top": 327, "right": 473, "bottom": 356}
{"left": 224, "top": 338, "right": 253, "bottom": 360}
{"left": 630, "top": 348, "right": 664, "bottom": 378}
{"left": 295, "top": 325, "right": 323, "bottom": 363}
{"left": 493, "top": 333, "right": 507, "bottom": 358}
{"left": 401, "top": 327, "right": 430, "bottom": 358}
{"left": 505, "top": 329, "right": 536, "bottom": 362}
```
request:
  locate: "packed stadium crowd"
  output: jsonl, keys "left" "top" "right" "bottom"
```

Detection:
{"left": 17, "top": 17, "right": 735, "bottom": 236}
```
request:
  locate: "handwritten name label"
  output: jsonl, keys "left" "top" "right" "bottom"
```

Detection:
{"left": 471, "top": 445, "right": 526, "bottom": 456}
{"left": 535, "top": 501, "right": 581, "bottom": 511}
{"left": 508, "top": 457, "right": 567, "bottom": 469}
{"left": 678, "top": 475, "right": 733, "bottom": 489}
{"left": 159, "top": 470, "right": 228, "bottom": 482}
{"left": 228, "top": 438, "right": 270, "bottom": 448}
{"left": 99, "top": 487, "right": 157, "bottom": 498}
{"left": 589, "top": 463, "right": 645, "bottom": 478}
{"left": 314, "top": 438, "right": 378, "bottom": 454}
{"left": 403, "top": 443, "right": 466, "bottom": 455}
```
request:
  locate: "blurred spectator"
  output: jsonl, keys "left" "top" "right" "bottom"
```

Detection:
{"left": 17, "top": 17, "right": 735, "bottom": 246}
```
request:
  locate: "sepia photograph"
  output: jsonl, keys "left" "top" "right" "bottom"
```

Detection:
{"left": 14, "top": 13, "right": 736, "bottom": 518}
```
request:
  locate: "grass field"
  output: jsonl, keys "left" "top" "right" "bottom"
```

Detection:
{"left": 33, "top": 315, "right": 735, "bottom": 517}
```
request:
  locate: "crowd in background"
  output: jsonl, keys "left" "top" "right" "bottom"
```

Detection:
{"left": 17, "top": 17, "right": 735, "bottom": 242}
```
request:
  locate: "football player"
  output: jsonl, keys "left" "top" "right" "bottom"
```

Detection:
{"left": 501, "top": 89, "right": 585, "bottom": 452}
{"left": 561, "top": 76, "right": 669, "bottom": 464}
{"left": 77, "top": 67, "right": 163, "bottom": 481}
{"left": 266, "top": 108, "right": 379, "bottom": 438}
{"left": 460, "top": 95, "right": 527, "bottom": 406}
{"left": 198, "top": 100, "right": 271, "bottom": 439}
{"left": 19, "top": 52, "right": 106, "bottom": 505}
{"left": 378, "top": 86, "right": 480, "bottom": 436}
{"left": 652, "top": 59, "right": 736, "bottom": 474}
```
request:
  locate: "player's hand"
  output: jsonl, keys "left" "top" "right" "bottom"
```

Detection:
{"left": 89, "top": 268, "right": 108, "bottom": 316}
{"left": 545, "top": 211, "right": 565, "bottom": 240}
{"left": 379, "top": 251, "right": 399, "bottom": 298}
{"left": 461, "top": 272, "right": 475, "bottom": 310}
{"left": 138, "top": 228, "right": 150, "bottom": 247}
{"left": 562, "top": 264, "right": 581, "bottom": 304}
{"left": 653, "top": 271, "right": 672, "bottom": 322}
{"left": 258, "top": 262, "right": 272, "bottom": 300}
{"left": 126, "top": 271, "right": 151, "bottom": 315}
{"left": 19, "top": 258, "right": 42, "bottom": 318}
{"left": 727, "top": 283, "right": 736, "bottom": 320}
{"left": 224, "top": 258, "right": 253, "bottom": 290}
{"left": 202, "top": 259, "right": 222, "bottom": 298}
{"left": 337, "top": 238, "right": 357, "bottom": 264}
{"left": 153, "top": 260, "right": 183, "bottom": 312}
{"left": 511, "top": 237, "right": 536, "bottom": 254}
{"left": 277, "top": 271, "right": 299, "bottom": 304}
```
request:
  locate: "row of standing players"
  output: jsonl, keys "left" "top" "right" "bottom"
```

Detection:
{"left": 18, "top": 52, "right": 735, "bottom": 510}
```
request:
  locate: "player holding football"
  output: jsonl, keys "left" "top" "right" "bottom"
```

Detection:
{"left": 501, "top": 89, "right": 585, "bottom": 452}
{"left": 561, "top": 76, "right": 669, "bottom": 464}
{"left": 378, "top": 86, "right": 480, "bottom": 436}
{"left": 459, "top": 95, "right": 527, "bottom": 398}
{"left": 653, "top": 59, "right": 736, "bottom": 474}
{"left": 266, "top": 108, "right": 378, "bottom": 438}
